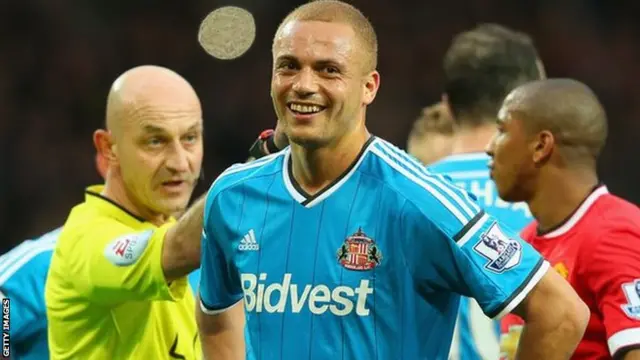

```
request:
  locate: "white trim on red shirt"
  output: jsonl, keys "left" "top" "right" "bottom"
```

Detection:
{"left": 542, "top": 186, "right": 609, "bottom": 239}
{"left": 608, "top": 327, "right": 640, "bottom": 357}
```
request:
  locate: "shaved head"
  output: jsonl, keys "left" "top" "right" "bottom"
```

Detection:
{"left": 502, "top": 78, "right": 608, "bottom": 162}
{"left": 274, "top": 0, "right": 378, "bottom": 72}
{"left": 96, "top": 65, "right": 204, "bottom": 221}
{"left": 106, "top": 65, "right": 201, "bottom": 138}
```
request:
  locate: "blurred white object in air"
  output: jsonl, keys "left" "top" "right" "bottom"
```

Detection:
{"left": 198, "top": 6, "right": 256, "bottom": 60}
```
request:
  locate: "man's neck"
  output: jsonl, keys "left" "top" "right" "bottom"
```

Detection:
{"left": 527, "top": 168, "right": 599, "bottom": 233}
{"left": 290, "top": 126, "right": 370, "bottom": 196}
{"left": 450, "top": 122, "right": 497, "bottom": 155}
{"left": 102, "top": 175, "right": 168, "bottom": 226}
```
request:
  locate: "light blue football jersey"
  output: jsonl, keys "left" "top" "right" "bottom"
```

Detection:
{"left": 200, "top": 138, "right": 547, "bottom": 359}
{"left": 429, "top": 152, "right": 533, "bottom": 360}
{"left": 0, "top": 228, "right": 201, "bottom": 360}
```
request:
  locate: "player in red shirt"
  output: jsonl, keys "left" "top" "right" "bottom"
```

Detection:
{"left": 487, "top": 78, "right": 640, "bottom": 359}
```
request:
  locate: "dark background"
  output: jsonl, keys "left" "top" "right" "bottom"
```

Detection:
{"left": 1, "top": 0, "right": 638, "bottom": 252}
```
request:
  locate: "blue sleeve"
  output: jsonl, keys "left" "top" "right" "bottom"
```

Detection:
{"left": 0, "top": 252, "right": 51, "bottom": 343}
{"left": 403, "top": 202, "right": 548, "bottom": 319}
{"left": 198, "top": 187, "right": 244, "bottom": 314}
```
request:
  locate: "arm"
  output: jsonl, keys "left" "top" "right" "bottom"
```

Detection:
{"left": 197, "top": 184, "right": 246, "bottom": 359}
{"left": 403, "top": 203, "right": 585, "bottom": 359}
{"left": 197, "top": 298, "right": 245, "bottom": 360}
{"left": 162, "top": 194, "right": 206, "bottom": 283}
{"left": 511, "top": 267, "right": 589, "bottom": 360}
{"left": 581, "top": 228, "right": 640, "bottom": 359}
{"left": 71, "top": 219, "right": 189, "bottom": 305}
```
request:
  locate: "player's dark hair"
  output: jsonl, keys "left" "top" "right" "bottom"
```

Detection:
{"left": 410, "top": 104, "right": 454, "bottom": 139}
{"left": 443, "top": 23, "right": 544, "bottom": 126}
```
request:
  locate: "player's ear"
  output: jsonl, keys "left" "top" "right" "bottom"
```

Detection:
{"left": 532, "top": 130, "right": 555, "bottom": 164}
{"left": 362, "top": 70, "right": 380, "bottom": 106}
{"left": 93, "top": 129, "right": 118, "bottom": 165}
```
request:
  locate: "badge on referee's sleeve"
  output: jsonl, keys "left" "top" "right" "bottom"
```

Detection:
{"left": 104, "top": 230, "right": 153, "bottom": 266}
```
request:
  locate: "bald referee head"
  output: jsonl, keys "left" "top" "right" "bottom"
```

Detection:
{"left": 486, "top": 78, "right": 607, "bottom": 204}
{"left": 93, "top": 65, "right": 204, "bottom": 223}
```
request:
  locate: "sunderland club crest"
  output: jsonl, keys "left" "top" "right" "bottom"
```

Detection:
{"left": 337, "top": 227, "right": 382, "bottom": 271}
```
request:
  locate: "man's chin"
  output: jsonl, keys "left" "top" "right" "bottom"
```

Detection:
{"left": 155, "top": 200, "right": 189, "bottom": 219}
{"left": 287, "top": 131, "right": 330, "bottom": 149}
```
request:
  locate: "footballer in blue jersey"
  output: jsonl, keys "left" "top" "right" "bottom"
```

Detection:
{"left": 197, "top": 2, "right": 589, "bottom": 359}
{"left": 429, "top": 152, "right": 532, "bottom": 360}
{"left": 199, "top": 138, "right": 550, "bottom": 359}
{"left": 0, "top": 228, "right": 60, "bottom": 360}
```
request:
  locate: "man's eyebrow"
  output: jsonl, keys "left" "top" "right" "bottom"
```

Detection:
{"left": 142, "top": 124, "right": 165, "bottom": 133}
{"left": 140, "top": 122, "right": 202, "bottom": 134}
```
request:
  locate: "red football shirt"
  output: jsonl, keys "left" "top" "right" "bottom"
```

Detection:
{"left": 500, "top": 186, "right": 640, "bottom": 359}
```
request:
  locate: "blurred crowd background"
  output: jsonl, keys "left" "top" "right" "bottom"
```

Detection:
{"left": 1, "top": 0, "right": 639, "bottom": 252}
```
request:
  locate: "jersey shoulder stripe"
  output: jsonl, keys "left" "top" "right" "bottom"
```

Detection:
{"left": 207, "top": 150, "right": 284, "bottom": 199}
{"left": 374, "top": 139, "right": 479, "bottom": 217}
{"left": 369, "top": 139, "right": 479, "bottom": 225}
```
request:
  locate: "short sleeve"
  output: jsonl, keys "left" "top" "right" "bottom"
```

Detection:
{"left": 198, "top": 187, "right": 243, "bottom": 314}
{"left": 71, "top": 221, "right": 187, "bottom": 305}
{"left": 403, "top": 203, "right": 549, "bottom": 319}
{"left": 581, "top": 229, "right": 640, "bottom": 357}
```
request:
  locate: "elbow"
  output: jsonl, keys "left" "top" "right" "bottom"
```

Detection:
{"left": 562, "top": 295, "right": 590, "bottom": 341}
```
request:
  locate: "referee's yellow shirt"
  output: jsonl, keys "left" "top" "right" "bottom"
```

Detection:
{"left": 45, "top": 185, "right": 201, "bottom": 359}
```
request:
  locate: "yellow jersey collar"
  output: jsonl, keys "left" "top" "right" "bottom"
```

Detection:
{"left": 84, "top": 185, "right": 174, "bottom": 228}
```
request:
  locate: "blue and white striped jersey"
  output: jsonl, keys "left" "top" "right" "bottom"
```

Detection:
{"left": 200, "top": 138, "right": 547, "bottom": 359}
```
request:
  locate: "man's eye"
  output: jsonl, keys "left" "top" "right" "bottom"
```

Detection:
{"left": 278, "top": 62, "right": 297, "bottom": 70}
{"left": 147, "top": 137, "right": 164, "bottom": 146}
{"left": 183, "top": 134, "right": 197, "bottom": 143}
{"left": 325, "top": 66, "right": 339, "bottom": 74}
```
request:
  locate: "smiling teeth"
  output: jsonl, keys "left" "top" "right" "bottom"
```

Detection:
{"left": 290, "top": 103, "right": 322, "bottom": 114}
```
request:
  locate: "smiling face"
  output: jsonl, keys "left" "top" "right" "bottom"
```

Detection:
{"left": 270, "top": 20, "right": 379, "bottom": 148}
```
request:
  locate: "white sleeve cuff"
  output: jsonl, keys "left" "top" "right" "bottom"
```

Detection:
{"left": 199, "top": 298, "right": 242, "bottom": 316}
{"left": 493, "top": 260, "right": 550, "bottom": 319}
{"left": 608, "top": 328, "right": 640, "bottom": 357}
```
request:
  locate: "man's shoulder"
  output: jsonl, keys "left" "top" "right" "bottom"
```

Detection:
{"left": 593, "top": 193, "right": 640, "bottom": 230}
{"left": 367, "top": 138, "right": 481, "bottom": 224}
{"left": 61, "top": 208, "right": 115, "bottom": 241}
{"left": 207, "top": 151, "right": 285, "bottom": 199}
{"left": 563, "top": 192, "right": 639, "bottom": 242}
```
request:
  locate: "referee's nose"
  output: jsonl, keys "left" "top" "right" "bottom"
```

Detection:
{"left": 165, "top": 141, "right": 191, "bottom": 173}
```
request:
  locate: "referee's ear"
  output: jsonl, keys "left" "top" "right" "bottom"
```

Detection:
{"left": 93, "top": 129, "right": 117, "bottom": 166}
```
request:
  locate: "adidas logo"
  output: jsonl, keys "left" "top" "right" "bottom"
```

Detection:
{"left": 238, "top": 229, "right": 259, "bottom": 251}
